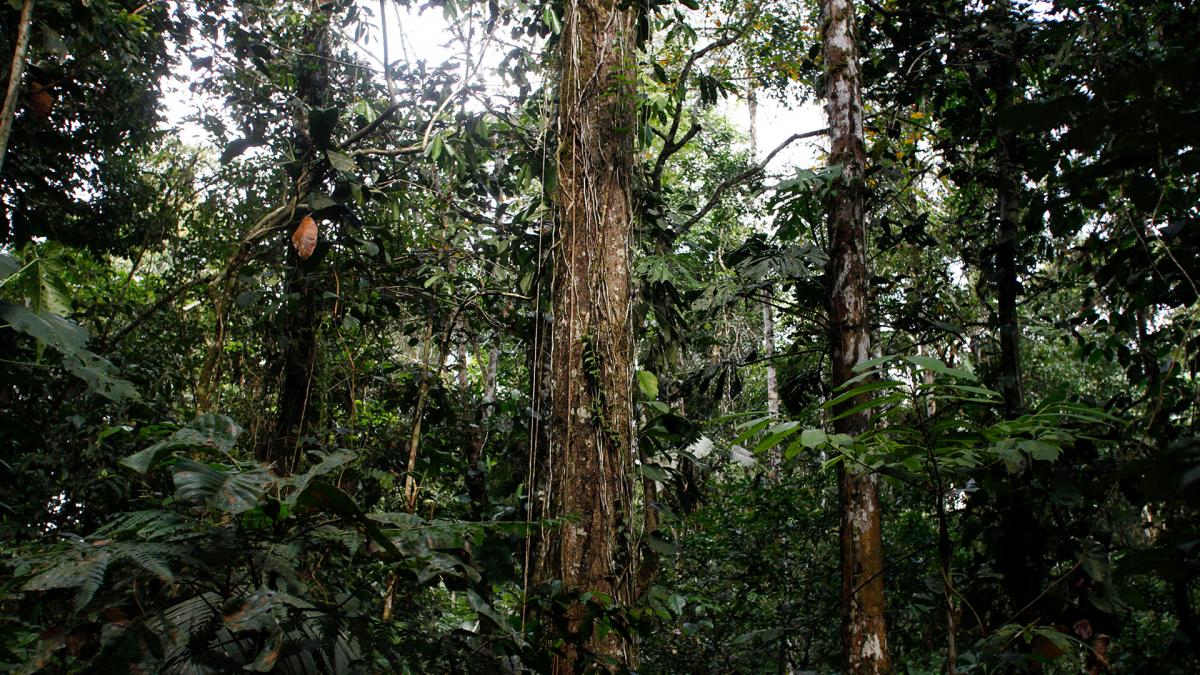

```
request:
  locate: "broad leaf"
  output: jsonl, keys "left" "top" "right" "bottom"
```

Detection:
{"left": 172, "top": 459, "right": 272, "bottom": 514}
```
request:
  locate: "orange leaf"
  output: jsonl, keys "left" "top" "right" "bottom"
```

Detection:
{"left": 27, "top": 84, "right": 53, "bottom": 120}
{"left": 292, "top": 215, "right": 317, "bottom": 259}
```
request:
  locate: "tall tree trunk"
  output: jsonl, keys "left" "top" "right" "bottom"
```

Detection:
{"left": 984, "top": 3, "right": 1046, "bottom": 638}
{"left": 749, "top": 76, "right": 782, "bottom": 478}
{"left": 265, "top": 1, "right": 334, "bottom": 470}
{"left": 995, "top": 131, "right": 1023, "bottom": 418}
{"left": 0, "top": 0, "right": 34, "bottom": 177}
{"left": 820, "top": 1, "right": 891, "bottom": 672}
{"left": 538, "top": 1, "right": 637, "bottom": 670}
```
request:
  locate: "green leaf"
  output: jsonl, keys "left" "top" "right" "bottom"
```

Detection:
{"left": 1019, "top": 438, "right": 1061, "bottom": 462}
{"left": 28, "top": 254, "right": 71, "bottom": 315}
{"left": 542, "top": 5, "right": 561, "bottom": 34}
{"left": 61, "top": 351, "right": 140, "bottom": 402}
{"left": 326, "top": 149, "right": 358, "bottom": 173}
{"left": 826, "top": 379, "right": 903, "bottom": 408}
{"left": 290, "top": 449, "right": 356, "bottom": 494}
{"left": 172, "top": 459, "right": 272, "bottom": 514}
{"left": 0, "top": 303, "right": 87, "bottom": 352}
{"left": 638, "top": 462, "right": 671, "bottom": 482}
{"left": 906, "top": 354, "right": 976, "bottom": 381}
{"left": 22, "top": 547, "right": 113, "bottom": 610}
{"left": 940, "top": 383, "right": 1002, "bottom": 398}
{"left": 121, "top": 414, "right": 242, "bottom": 474}
{"left": 753, "top": 421, "right": 801, "bottom": 454}
{"left": 731, "top": 417, "right": 771, "bottom": 446}
{"left": 852, "top": 353, "right": 898, "bottom": 372}
{"left": 308, "top": 106, "right": 340, "bottom": 148}
{"left": 636, "top": 370, "right": 659, "bottom": 399}
{"left": 905, "top": 354, "right": 949, "bottom": 372}
{"left": 0, "top": 252, "right": 19, "bottom": 280}
{"left": 295, "top": 480, "right": 401, "bottom": 557}
{"left": 830, "top": 391, "right": 906, "bottom": 421}
{"left": 800, "top": 428, "right": 827, "bottom": 449}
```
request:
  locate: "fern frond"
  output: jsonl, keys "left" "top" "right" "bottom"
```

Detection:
{"left": 72, "top": 550, "right": 113, "bottom": 610}
{"left": 114, "top": 541, "right": 176, "bottom": 584}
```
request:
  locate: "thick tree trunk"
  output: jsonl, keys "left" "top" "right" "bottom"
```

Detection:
{"left": 538, "top": 1, "right": 637, "bottom": 671}
{"left": 265, "top": 1, "right": 334, "bottom": 470}
{"left": 820, "top": 1, "right": 891, "bottom": 672}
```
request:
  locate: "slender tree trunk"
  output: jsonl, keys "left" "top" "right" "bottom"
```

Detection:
{"left": 749, "top": 77, "right": 782, "bottom": 478}
{"left": 995, "top": 131, "right": 1023, "bottom": 418}
{"left": 0, "top": 0, "right": 34, "bottom": 177}
{"left": 538, "top": 1, "right": 637, "bottom": 670}
{"left": 820, "top": 1, "right": 891, "bottom": 672}
{"left": 987, "top": 0, "right": 1023, "bottom": 419}
{"left": 466, "top": 337, "right": 497, "bottom": 521}
{"left": 984, "top": 4, "right": 1048, "bottom": 641}
{"left": 265, "top": 1, "right": 334, "bottom": 470}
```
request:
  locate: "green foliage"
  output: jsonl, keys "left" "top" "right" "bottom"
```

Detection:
{"left": 2, "top": 0, "right": 1199, "bottom": 672}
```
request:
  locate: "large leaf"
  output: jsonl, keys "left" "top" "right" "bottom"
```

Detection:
{"left": 294, "top": 480, "right": 400, "bottom": 557}
{"left": 325, "top": 149, "right": 358, "bottom": 173}
{"left": 122, "top": 414, "right": 243, "bottom": 474}
{"left": 22, "top": 549, "right": 112, "bottom": 611}
{"left": 0, "top": 302, "right": 87, "bottom": 353}
{"left": 172, "top": 459, "right": 272, "bottom": 514}
{"left": 288, "top": 449, "right": 356, "bottom": 495}
{"left": 0, "top": 252, "right": 20, "bottom": 280}
{"left": 61, "top": 351, "right": 140, "bottom": 402}
{"left": 26, "top": 253, "right": 71, "bottom": 315}
{"left": 1, "top": 303, "right": 138, "bottom": 402}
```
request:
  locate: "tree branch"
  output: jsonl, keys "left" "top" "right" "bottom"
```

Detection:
{"left": 103, "top": 273, "right": 216, "bottom": 350}
{"left": 676, "top": 127, "right": 827, "bottom": 234}
{"left": 0, "top": 0, "right": 35, "bottom": 175}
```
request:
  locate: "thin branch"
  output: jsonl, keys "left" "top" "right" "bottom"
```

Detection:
{"left": 338, "top": 103, "right": 400, "bottom": 149}
{"left": 676, "top": 128, "right": 828, "bottom": 233}
{"left": 103, "top": 274, "right": 216, "bottom": 350}
{"left": 0, "top": 0, "right": 35, "bottom": 176}
{"left": 379, "top": 0, "right": 397, "bottom": 103}
{"left": 651, "top": 121, "right": 701, "bottom": 182}
{"left": 650, "top": 9, "right": 760, "bottom": 184}
{"left": 352, "top": 11, "right": 500, "bottom": 158}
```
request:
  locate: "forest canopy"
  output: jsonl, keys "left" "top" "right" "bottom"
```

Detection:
{"left": 1, "top": 0, "right": 1198, "bottom": 673}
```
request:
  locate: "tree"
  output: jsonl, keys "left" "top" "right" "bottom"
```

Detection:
{"left": 820, "top": 0, "right": 890, "bottom": 671}
{"left": 266, "top": 0, "right": 336, "bottom": 470}
{"left": 537, "top": 0, "right": 638, "bottom": 670}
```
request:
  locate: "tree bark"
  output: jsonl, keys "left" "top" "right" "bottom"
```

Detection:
{"left": 538, "top": 1, "right": 637, "bottom": 671}
{"left": 820, "top": 0, "right": 891, "bottom": 672}
{"left": 0, "top": 0, "right": 34, "bottom": 177}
